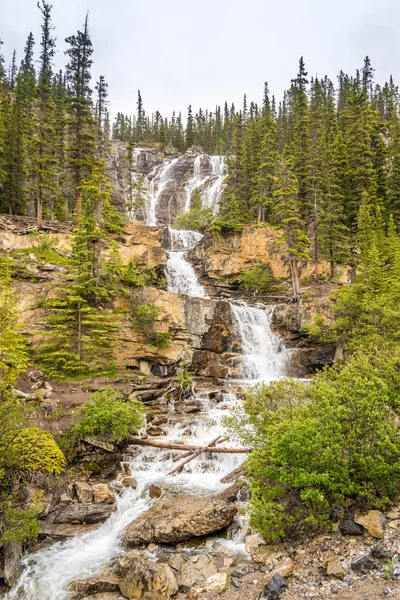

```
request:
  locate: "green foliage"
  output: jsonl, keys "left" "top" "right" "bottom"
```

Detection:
{"left": 173, "top": 207, "right": 213, "bottom": 233}
{"left": 238, "top": 264, "right": 281, "bottom": 295}
{"left": 37, "top": 293, "right": 118, "bottom": 380}
{"left": 70, "top": 387, "right": 145, "bottom": 444}
{"left": 12, "top": 427, "right": 66, "bottom": 473}
{"left": 121, "top": 259, "right": 166, "bottom": 289}
{"left": 0, "top": 386, "right": 64, "bottom": 543}
{"left": 146, "top": 332, "right": 172, "bottom": 348}
{"left": 177, "top": 367, "right": 193, "bottom": 390}
{"left": 228, "top": 350, "right": 400, "bottom": 541}
{"left": 0, "top": 257, "right": 30, "bottom": 383}
{"left": 131, "top": 304, "right": 160, "bottom": 330}
{"left": 1, "top": 506, "right": 40, "bottom": 544}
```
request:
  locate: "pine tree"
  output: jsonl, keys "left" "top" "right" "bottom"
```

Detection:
{"left": 65, "top": 13, "right": 96, "bottom": 208}
{"left": 95, "top": 75, "right": 109, "bottom": 156}
{"left": 8, "top": 50, "right": 17, "bottom": 91}
{"left": 272, "top": 155, "right": 311, "bottom": 298}
{"left": 0, "top": 257, "right": 30, "bottom": 384}
{"left": 290, "top": 57, "right": 312, "bottom": 220}
{"left": 185, "top": 105, "right": 194, "bottom": 149}
{"left": 28, "top": 0, "right": 58, "bottom": 228}
{"left": 252, "top": 83, "right": 277, "bottom": 222}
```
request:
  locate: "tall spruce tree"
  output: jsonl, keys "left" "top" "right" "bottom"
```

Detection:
{"left": 28, "top": 0, "right": 57, "bottom": 228}
{"left": 272, "top": 155, "right": 311, "bottom": 298}
{"left": 65, "top": 13, "right": 96, "bottom": 209}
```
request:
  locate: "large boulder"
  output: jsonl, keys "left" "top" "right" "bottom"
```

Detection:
{"left": 3, "top": 541, "right": 22, "bottom": 587}
{"left": 69, "top": 574, "right": 121, "bottom": 598}
{"left": 119, "top": 555, "right": 178, "bottom": 600}
{"left": 123, "top": 495, "right": 237, "bottom": 545}
{"left": 44, "top": 503, "right": 113, "bottom": 524}
{"left": 168, "top": 552, "right": 218, "bottom": 591}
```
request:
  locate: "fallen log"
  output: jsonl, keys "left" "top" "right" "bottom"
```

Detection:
{"left": 127, "top": 436, "right": 251, "bottom": 454}
{"left": 172, "top": 435, "right": 223, "bottom": 462}
{"left": 167, "top": 435, "right": 223, "bottom": 475}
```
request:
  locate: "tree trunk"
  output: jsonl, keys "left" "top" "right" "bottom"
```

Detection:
{"left": 37, "top": 192, "right": 43, "bottom": 230}
{"left": 77, "top": 302, "right": 82, "bottom": 360}
{"left": 330, "top": 261, "right": 335, "bottom": 280}
{"left": 127, "top": 436, "right": 251, "bottom": 454}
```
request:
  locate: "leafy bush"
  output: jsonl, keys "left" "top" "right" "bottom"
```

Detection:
{"left": 0, "top": 386, "right": 60, "bottom": 543}
{"left": 227, "top": 349, "right": 400, "bottom": 541}
{"left": 173, "top": 207, "right": 213, "bottom": 232}
{"left": 121, "top": 259, "right": 166, "bottom": 289}
{"left": 12, "top": 427, "right": 66, "bottom": 474}
{"left": 146, "top": 332, "right": 172, "bottom": 348}
{"left": 70, "top": 387, "right": 145, "bottom": 444}
{"left": 238, "top": 264, "right": 281, "bottom": 296}
{"left": 177, "top": 367, "right": 193, "bottom": 390}
{"left": 132, "top": 304, "right": 160, "bottom": 330}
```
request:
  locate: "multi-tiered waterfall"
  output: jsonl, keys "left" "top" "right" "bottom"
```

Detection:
{"left": 7, "top": 151, "right": 288, "bottom": 600}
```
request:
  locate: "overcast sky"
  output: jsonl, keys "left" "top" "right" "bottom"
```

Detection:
{"left": 2, "top": 0, "right": 400, "bottom": 120}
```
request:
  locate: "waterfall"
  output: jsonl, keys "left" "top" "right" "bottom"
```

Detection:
{"left": 146, "top": 158, "right": 180, "bottom": 226}
{"left": 203, "top": 156, "right": 225, "bottom": 212}
{"left": 166, "top": 229, "right": 206, "bottom": 297}
{"left": 184, "top": 154, "right": 225, "bottom": 214}
{"left": 184, "top": 154, "right": 207, "bottom": 212}
{"left": 231, "top": 303, "right": 287, "bottom": 381}
{"left": 7, "top": 394, "right": 245, "bottom": 600}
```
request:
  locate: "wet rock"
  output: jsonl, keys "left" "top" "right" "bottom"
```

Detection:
{"left": 354, "top": 510, "right": 386, "bottom": 538}
{"left": 188, "top": 573, "right": 231, "bottom": 598}
{"left": 79, "top": 594, "right": 122, "bottom": 600}
{"left": 218, "top": 480, "right": 244, "bottom": 502}
{"left": 148, "top": 484, "right": 163, "bottom": 499}
{"left": 39, "top": 523, "right": 100, "bottom": 539}
{"left": 257, "top": 573, "right": 288, "bottom": 599}
{"left": 92, "top": 483, "right": 115, "bottom": 504}
{"left": 123, "top": 495, "right": 236, "bottom": 545}
{"left": 350, "top": 552, "right": 377, "bottom": 573}
{"left": 122, "top": 477, "right": 138, "bottom": 489}
{"left": 325, "top": 558, "right": 346, "bottom": 579}
{"left": 69, "top": 573, "right": 121, "bottom": 597}
{"left": 74, "top": 481, "right": 94, "bottom": 503}
{"left": 45, "top": 503, "right": 113, "bottom": 524}
{"left": 3, "top": 541, "right": 22, "bottom": 587}
{"left": 339, "top": 515, "right": 364, "bottom": 536}
{"left": 119, "top": 555, "right": 178, "bottom": 600}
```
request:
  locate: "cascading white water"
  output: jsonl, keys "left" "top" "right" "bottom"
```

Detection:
{"left": 146, "top": 158, "right": 180, "bottom": 226}
{"left": 184, "top": 154, "right": 207, "bottom": 212}
{"left": 203, "top": 156, "right": 225, "bottom": 212}
{"left": 166, "top": 228, "right": 206, "bottom": 297}
{"left": 7, "top": 394, "right": 245, "bottom": 600}
{"left": 231, "top": 303, "right": 287, "bottom": 381}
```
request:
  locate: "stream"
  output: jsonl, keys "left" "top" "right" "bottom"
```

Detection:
{"left": 7, "top": 153, "right": 288, "bottom": 599}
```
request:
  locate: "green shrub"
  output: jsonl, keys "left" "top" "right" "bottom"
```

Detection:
{"left": 227, "top": 350, "right": 400, "bottom": 541}
{"left": 173, "top": 207, "right": 213, "bottom": 232}
{"left": 70, "top": 387, "right": 145, "bottom": 444}
{"left": 238, "top": 264, "right": 281, "bottom": 296}
{"left": 132, "top": 304, "right": 160, "bottom": 330}
{"left": 12, "top": 427, "right": 66, "bottom": 474}
{"left": 121, "top": 260, "right": 166, "bottom": 289}
{"left": 177, "top": 367, "right": 193, "bottom": 390}
{"left": 146, "top": 332, "right": 172, "bottom": 348}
